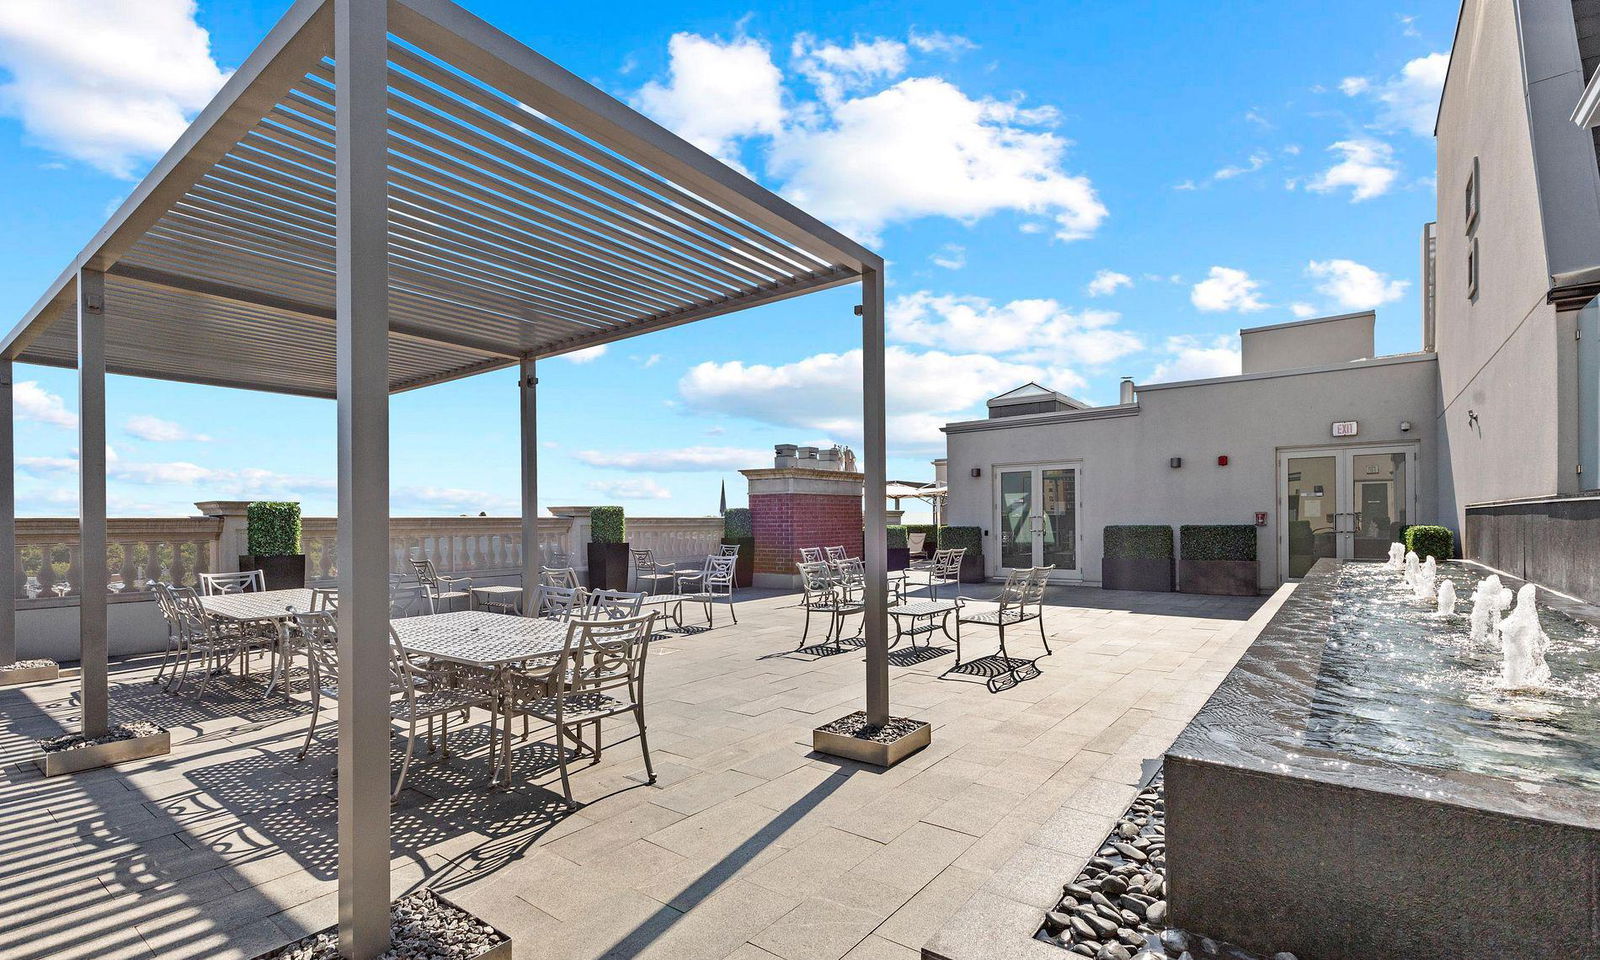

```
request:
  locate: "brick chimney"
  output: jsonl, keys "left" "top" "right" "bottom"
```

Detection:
{"left": 742, "top": 444, "right": 865, "bottom": 588}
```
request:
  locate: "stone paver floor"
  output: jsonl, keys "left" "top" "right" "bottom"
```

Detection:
{"left": 0, "top": 584, "right": 1267, "bottom": 960}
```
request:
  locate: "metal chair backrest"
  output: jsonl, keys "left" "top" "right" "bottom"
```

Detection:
{"left": 798, "top": 547, "right": 825, "bottom": 564}
{"left": 151, "top": 581, "right": 182, "bottom": 625}
{"left": 408, "top": 558, "right": 444, "bottom": 589}
{"left": 309, "top": 587, "right": 338, "bottom": 612}
{"left": 704, "top": 555, "right": 738, "bottom": 590}
{"left": 717, "top": 543, "right": 740, "bottom": 558}
{"left": 535, "top": 583, "right": 587, "bottom": 620}
{"left": 824, "top": 546, "right": 848, "bottom": 562}
{"left": 166, "top": 585, "right": 216, "bottom": 640}
{"left": 289, "top": 607, "right": 340, "bottom": 684}
{"left": 587, "top": 589, "right": 644, "bottom": 620}
{"left": 831, "top": 558, "right": 866, "bottom": 601}
{"left": 1023, "top": 566, "right": 1054, "bottom": 605}
{"left": 931, "top": 548, "right": 965, "bottom": 580}
{"left": 630, "top": 548, "right": 658, "bottom": 567}
{"left": 540, "top": 567, "right": 580, "bottom": 588}
{"left": 554, "top": 613, "right": 657, "bottom": 708}
{"left": 798, "top": 561, "right": 837, "bottom": 605}
{"left": 994, "top": 569, "right": 1033, "bottom": 612}
{"left": 199, "top": 570, "right": 265, "bottom": 595}
{"left": 908, "top": 533, "right": 927, "bottom": 556}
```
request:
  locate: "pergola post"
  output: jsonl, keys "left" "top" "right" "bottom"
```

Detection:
{"left": 520, "top": 357, "right": 538, "bottom": 611}
{"left": 0, "top": 359, "right": 13, "bottom": 666}
{"left": 861, "top": 267, "right": 889, "bottom": 726}
{"left": 334, "top": 0, "right": 392, "bottom": 955}
{"left": 78, "top": 269, "right": 108, "bottom": 736}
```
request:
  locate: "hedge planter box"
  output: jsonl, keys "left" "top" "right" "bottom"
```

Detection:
{"left": 587, "top": 542, "right": 630, "bottom": 591}
{"left": 812, "top": 711, "right": 931, "bottom": 768}
{"left": 1180, "top": 559, "right": 1259, "bottom": 596}
{"left": 251, "top": 890, "right": 510, "bottom": 960}
{"left": 239, "top": 554, "right": 307, "bottom": 590}
{"left": 958, "top": 551, "right": 985, "bottom": 583}
{"left": 1102, "top": 556, "right": 1174, "bottom": 592}
{"left": 0, "top": 659, "right": 60, "bottom": 686}
{"left": 887, "top": 547, "right": 910, "bottom": 572}
{"left": 724, "top": 538, "right": 755, "bottom": 588}
{"left": 36, "top": 723, "right": 171, "bottom": 777}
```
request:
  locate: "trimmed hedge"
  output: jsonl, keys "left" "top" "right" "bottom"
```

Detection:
{"left": 1405, "top": 525, "right": 1454, "bottom": 562}
{"left": 937, "top": 526, "right": 982, "bottom": 552}
{"left": 886, "top": 525, "right": 908, "bottom": 549}
{"left": 246, "top": 501, "right": 301, "bottom": 556}
{"left": 590, "top": 505, "right": 626, "bottom": 544}
{"left": 723, "top": 507, "right": 752, "bottom": 540}
{"left": 1104, "top": 525, "right": 1173, "bottom": 560}
{"left": 1180, "top": 524, "right": 1257, "bottom": 562}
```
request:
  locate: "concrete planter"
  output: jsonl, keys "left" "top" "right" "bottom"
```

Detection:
{"left": 239, "top": 554, "right": 306, "bottom": 590}
{"left": 812, "top": 718, "right": 931, "bottom": 767}
{"left": 0, "top": 661, "right": 60, "bottom": 686}
{"left": 249, "top": 892, "right": 511, "bottom": 960}
{"left": 1180, "top": 559, "right": 1258, "bottom": 596}
{"left": 958, "top": 551, "right": 985, "bottom": 583}
{"left": 1101, "top": 556, "right": 1174, "bottom": 592}
{"left": 36, "top": 728, "right": 171, "bottom": 777}
{"left": 587, "top": 541, "right": 630, "bottom": 591}
{"left": 887, "top": 546, "right": 910, "bottom": 571}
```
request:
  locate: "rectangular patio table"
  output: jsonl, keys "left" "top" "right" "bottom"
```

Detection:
{"left": 391, "top": 611, "right": 570, "bottom": 666}
{"left": 197, "top": 588, "right": 317, "bottom": 688}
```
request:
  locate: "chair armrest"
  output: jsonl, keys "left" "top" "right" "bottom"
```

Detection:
{"left": 438, "top": 575, "right": 472, "bottom": 588}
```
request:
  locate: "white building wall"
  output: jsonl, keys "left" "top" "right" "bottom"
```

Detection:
{"left": 943, "top": 356, "right": 1440, "bottom": 590}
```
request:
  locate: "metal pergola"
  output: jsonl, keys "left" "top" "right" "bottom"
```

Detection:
{"left": 0, "top": 0, "right": 888, "bottom": 955}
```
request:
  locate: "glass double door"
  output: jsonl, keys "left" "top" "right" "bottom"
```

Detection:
{"left": 1281, "top": 446, "right": 1416, "bottom": 579}
{"left": 996, "top": 463, "right": 1081, "bottom": 578}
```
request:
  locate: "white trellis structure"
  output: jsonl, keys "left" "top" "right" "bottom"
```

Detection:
{"left": 0, "top": 0, "right": 889, "bottom": 955}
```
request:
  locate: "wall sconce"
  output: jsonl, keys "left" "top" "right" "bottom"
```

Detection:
{"left": 1399, "top": 421, "right": 1412, "bottom": 433}
{"left": 1467, "top": 410, "right": 1479, "bottom": 425}
{"left": 970, "top": 467, "right": 982, "bottom": 478}
{"left": 1169, "top": 457, "right": 1182, "bottom": 469}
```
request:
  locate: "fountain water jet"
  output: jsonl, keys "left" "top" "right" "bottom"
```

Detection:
{"left": 1413, "top": 555, "right": 1437, "bottom": 601}
{"left": 1436, "top": 578, "right": 1457, "bottom": 615}
{"left": 1468, "top": 574, "right": 1511, "bottom": 647}
{"left": 1403, "top": 551, "right": 1419, "bottom": 589}
{"left": 1497, "top": 584, "right": 1551, "bottom": 690}
{"left": 1386, "top": 542, "right": 1406, "bottom": 570}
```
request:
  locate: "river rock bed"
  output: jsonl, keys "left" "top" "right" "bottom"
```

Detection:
{"left": 256, "top": 890, "right": 507, "bottom": 960}
{"left": 1035, "top": 774, "right": 1297, "bottom": 960}
{"left": 4, "top": 658, "right": 57, "bottom": 671}
{"left": 817, "top": 710, "right": 925, "bottom": 743}
{"left": 39, "top": 721, "right": 164, "bottom": 753}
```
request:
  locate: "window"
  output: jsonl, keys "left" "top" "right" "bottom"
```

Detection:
{"left": 1465, "top": 156, "right": 1480, "bottom": 233}
{"left": 1467, "top": 236, "right": 1479, "bottom": 300}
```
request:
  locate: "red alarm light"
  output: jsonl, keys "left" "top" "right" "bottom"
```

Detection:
{"left": 1217, "top": 455, "right": 1229, "bottom": 466}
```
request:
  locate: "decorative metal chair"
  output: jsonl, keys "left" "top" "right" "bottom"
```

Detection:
{"left": 408, "top": 558, "right": 472, "bottom": 613}
{"left": 387, "top": 573, "right": 424, "bottom": 618}
{"left": 689, "top": 554, "right": 739, "bottom": 626}
{"left": 161, "top": 585, "right": 234, "bottom": 694}
{"left": 540, "top": 567, "right": 580, "bottom": 588}
{"left": 149, "top": 582, "right": 186, "bottom": 687}
{"left": 534, "top": 583, "right": 587, "bottom": 620}
{"left": 629, "top": 549, "right": 678, "bottom": 595}
{"left": 717, "top": 543, "right": 740, "bottom": 557}
{"left": 198, "top": 570, "right": 265, "bottom": 595}
{"left": 292, "top": 610, "right": 496, "bottom": 799}
{"left": 497, "top": 612, "right": 659, "bottom": 806}
{"left": 796, "top": 560, "right": 863, "bottom": 651}
{"left": 949, "top": 565, "right": 1054, "bottom": 692}
{"left": 798, "top": 547, "right": 825, "bottom": 564}
{"left": 921, "top": 547, "right": 967, "bottom": 598}
{"left": 824, "top": 545, "right": 849, "bottom": 563}
{"left": 586, "top": 589, "right": 644, "bottom": 620}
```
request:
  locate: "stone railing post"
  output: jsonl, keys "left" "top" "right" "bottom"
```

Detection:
{"left": 547, "top": 507, "right": 593, "bottom": 579}
{"left": 195, "top": 501, "right": 252, "bottom": 573}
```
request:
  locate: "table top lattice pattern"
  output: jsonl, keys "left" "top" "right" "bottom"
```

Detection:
{"left": 198, "top": 589, "right": 316, "bottom": 622}
{"left": 393, "top": 612, "right": 570, "bottom": 666}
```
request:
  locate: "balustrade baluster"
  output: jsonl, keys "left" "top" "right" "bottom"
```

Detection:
{"left": 119, "top": 541, "right": 138, "bottom": 592}
{"left": 171, "top": 541, "right": 188, "bottom": 588}
{"left": 144, "top": 541, "right": 163, "bottom": 586}
{"left": 37, "top": 543, "right": 58, "bottom": 596}
{"left": 65, "top": 544, "right": 82, "bottom": 596}
{"left": 193, "top": 540, "right": 211, "bottom": 578}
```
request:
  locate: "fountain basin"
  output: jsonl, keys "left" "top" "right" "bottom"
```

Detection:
{"left": 1165, "top": 558, "right": 1600, "bottom": 960}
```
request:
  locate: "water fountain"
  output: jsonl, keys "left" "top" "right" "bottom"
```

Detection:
{"left": 1412, "top": 555, "right": 1437, "bottom": 601}
{"left": 1497, "top": 583, "right": 1552, "bottom": 690}
{"left": 1435, "top": 578, "right": 1456, "bottom": 615}
{"left": 1468, "top": 574, "right": 1512, "bottom": 647}
{"left": 1402, "top": 550, "right": 1419, "bottom": 589}
{"left": 1386, "top": 542, "right": 1405, "bottom": 570}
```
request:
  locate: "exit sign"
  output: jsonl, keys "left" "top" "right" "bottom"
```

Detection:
{"left": 1331, "top": 421, "right": 1359, "bottom": 437}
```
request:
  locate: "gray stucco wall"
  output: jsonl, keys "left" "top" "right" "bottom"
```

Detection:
{"left": 1240, "top": 313, "right": 1374, "bottom": 374}
{"left": 942, "top": 357, "right": 1440, "bottom": 589}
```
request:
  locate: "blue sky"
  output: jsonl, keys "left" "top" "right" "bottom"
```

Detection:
{"left": 0, "top": 0, "right": 1455, "bottom": 521}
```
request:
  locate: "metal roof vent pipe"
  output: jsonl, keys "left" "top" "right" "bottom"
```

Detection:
{"left": 1120, "top": 377, "right": 1136, "bottom": 405}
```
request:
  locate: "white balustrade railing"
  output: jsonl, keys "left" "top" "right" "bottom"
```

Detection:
{"left": 13, "top": 517, "right": 222, "bottom": 602}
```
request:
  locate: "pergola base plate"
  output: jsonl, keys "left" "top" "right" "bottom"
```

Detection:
{"left": 0, "top": 661, "right": 61, "bottom": 686}
{"left": 812, "top": 717, "right": 931, "bottom": 768}
{"left": 36, "top": 729, "right": 171, "bottom": 777}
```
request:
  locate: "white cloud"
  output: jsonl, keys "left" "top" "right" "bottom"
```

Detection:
{"left": 887, "top": 291, "right": 1141, "bottom": 365}
{"left": 792, "top": 35, "right": 907, "bottom": 104}
{"left": 1214, "top": 150, "right": 1270, "bottom": 180}
{"left": 679, "top": 345, "right": 1083, "bottom": 452}
{"left": 908, "top": 31, "right": 976, "bottom": 55}
{"left": 14, "top": 380, "right": 75, "bottom": 427}
{"left": 1290, "top": 302, "right": 1319, "bottom": 318}
{"left": 0, "top": 0, "right": 230, "bottom": 177}
{"left": 1306, "top": 258, "right": 1408, "bottom": 310}
{"left": 1341, "top": 52, "right": 1447, "bottom": 137}
{"left": 770, "top": 76, "right": 1106, "bottom": 244}
{"left": 563, "top": 345, "right": 607, "bottom": 364}
{"left": 1190, "top": 267, "right": 1267, "bottom": 313}
{"left": 1149, "top": 335, "right": 1241, "bottom": 383}
{"left": 1308, "top": 139, "right": 1398, "bottom": 201}
{"left": 573, "top": 445, "right": 767, "bottom": 472}
{"left": 1086, "top": 269, "right": 1132, "bottom": 297}
{"left": 588, "top": 478, "right": 672, "bottom": 500}
{"left": 931, "top": 244, "right": 966, "bottom": 270}
{"left": 392, "top": 486, "right": 517, "bottom": 514}
{"left": 124, "top": 414, "right": 210, "bottom": 442}
{"left": 633, "top": 32, "right": 784, "bottom": 162}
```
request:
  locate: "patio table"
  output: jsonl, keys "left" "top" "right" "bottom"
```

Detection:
{"left": 197, "top": 588, "right": 317, "bottom": 689}
{"left": 391, "top": 611, "right": 569, "bottom": 666}
{"left": 888, "top": 599, "right": 958, "bottom": 648}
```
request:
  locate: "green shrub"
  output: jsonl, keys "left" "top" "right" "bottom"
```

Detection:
{"left": 590, "top": 505, "right": 626, "bottom": 544}
{"left": 1180, "top": 524, "right": 1257, "bottom": 562}
{"left": 1103, "top": 525, "right": 1173, "bottom": 560}
{"left": 937, "top": 526, "right": 982, "bottom": 553}
{"left": 886, "top": 525, "right": 908, "bottom": 549}
{"left": 246, "top": 501, "right": 301, "bottom": 556}
{"left": 723, "top": 507, "right": 752, "bottom": 540}
{"left": 1405, "top": 525, "right": 1454, "bottom": 562}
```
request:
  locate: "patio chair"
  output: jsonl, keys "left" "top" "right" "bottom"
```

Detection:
{"left": 497, "top": 612, "right": 659, "bottom": 807}
{"left": 920, "top": 548, "right": 966, "bottom": 599}
{"left": 387, "top": 573, "right": 424, "bottom": 617}
{"left": 149, "top": 582, "right": 187, "bottom": 687}
{"left": 534, "top": 583, "right": 587, "bottom": 620}
{"left": 797, "top": 560, "right": 862, "bottom": 651}
{"left": 586, "top": 589, "right": 644, "bottom": 620}
{"left": 292, "top": 610, "right": 496, "bottom": 799}
{"left": 409, "top": 558, "right": 472, "bottom": 613}
{"left": 908, "top": 532, "right": 927, "bottom": 558}
{"left": 630, "top": 548, "right": 678, "bottom": 595}
{"left": 824, "top": 546, "right": 849, "bottom": 563}
{"left": 687, "top": 554, "right": 739, "bottom": 627}
{"left": 161, "top": 585, "right": 236, "bottom": 694}
{"left": 798, "top": 547, "right": 825, "bottom": 564}
{"left": 540, "top": 566, "right": 580, "bottom": 588}
{"left": 949, "top": 565, "right": 1054, "bottom": 692}
{"left": 199, "top": 570, "right": 265, "bottom": 595}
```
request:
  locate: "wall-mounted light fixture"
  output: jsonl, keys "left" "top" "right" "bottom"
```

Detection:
{"left": 1399, "top": 420, "right": 1412, "bottom": 432}
{"left": 970, "top": 467, "right": 982, "bottom": 478}
{"left": 1169, "top": 457, "right": 1182, "bottom": 469}
{"left": 1217, "top": 455, "right": 1230, "bottom": 467}
{"left": 1467, "top": 410, "right": 1479, "bottom": 425}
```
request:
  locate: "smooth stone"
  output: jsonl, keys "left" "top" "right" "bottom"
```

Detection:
{"left": 1070, "top": 916, "right": 1099, "bottom": 941}
{"left": 1160, "top": 930, "right": 1191, "bottom": 953}
{"left": 1095, "top": 946, "right": 1131, "bottom": 960}
{"left": 1085, "top": 912, "right": 1120, "bottom": 938}
{"left": 1118, "top": 821, "right": 1140, "bottom": 839}
{"left": 1271, "top": 955, "right": 1300, "bottom": 960}
{"left": 1044, "top": 911, "right": 1074, "bottom": 934}
{"left": 1066, "top": 883, "right": 1095, "bottom": 899}
{"left": 1099, "top": 875, "right": 1129, "bottom": 897}
{"left": 1111, "top": 842, "right": 1147, "bottom": 862}
{"left": 1146, "top": 900, "right": 1168, "bottom": 925}
{"left": 1069, "top": 946, "right": 1096, "bottom": 958}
